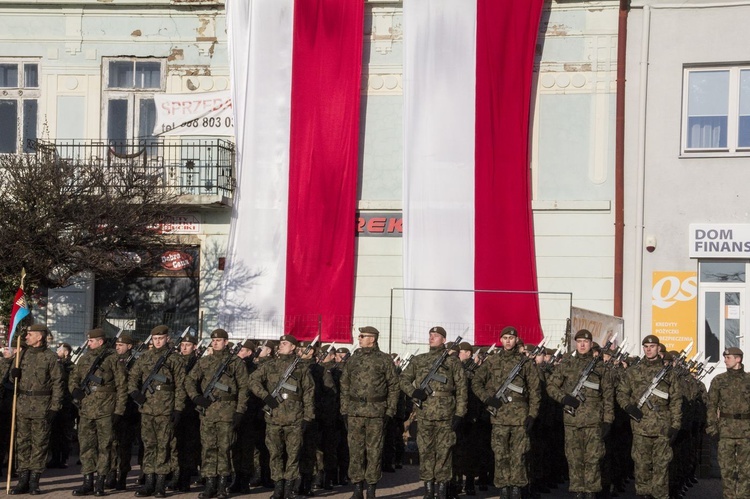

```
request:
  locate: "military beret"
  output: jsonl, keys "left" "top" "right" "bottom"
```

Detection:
{"left": 592, "top": 342, "right": 601, "bottom": 352}
{"left": 604, "top": 349, "right": 616, "bottom": 357}
{"left": 210, "top": 328, "right": 229, "bottom": 339}
{"left": 280, "top": 334, "right": 299, "bottom": 347}
{"left": 429, "top": 326, "right": 447, "bottom": 338}
{"left": 336, "top": 347, "right": 350, "bottom": 354}
{"left": 544, "top": 347, "right": 555, "bottom": 356}
{"left": 87, "top": 328, "right": 106, "bottom": 339}
{"left": 151, "top": 325, "right": 169, "bottom": 336}
{"left": 642, "top": 334, "right": 660, "bottom": 345}
{"left": 116, "top": 333, "right": 135, "bottom": 345}
{"left": 662, "top": 351, "right": 675, "bottom": 362}
{"left": 500, "top": 326, "right": 518, "bottom": 337}
{"left": 299, "top": 340, "right": 317, "bottom": 349}
{"left": 358, "top": 326, "right": 380, "bottom": 337}
{"left": 242, "top": 339, "right": 257, "bottom": 351}
{"left": 180, "top": 334, "right": 198, "bottom": 345}
{"left": 574, "top": 329, "right": 593, "bottom": 341}
{"left": 458, "top": 342, "right": 474, "bottom": 353}
{"left": 28, "top": 323, "right": 48, "bottom": 333}
{"left": 724, "top": 347, "right": 744, "bottom": 357}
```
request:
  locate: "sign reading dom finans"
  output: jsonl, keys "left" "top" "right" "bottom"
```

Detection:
{"left": 689, "top": 224, "right": 750, "bottom": 258}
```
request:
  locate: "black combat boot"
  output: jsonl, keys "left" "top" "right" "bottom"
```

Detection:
{"left": 153, "top": 475, "right": 167, "bottom": 498}
{"left": 271, "top": 479, "right": 285, "bottom": 499}
{"left": 284, "top": 478, "right": 298, "bottom": 499}
{"left": 177, "top": 470, "right": 191, "bottom": 493}
{"left": 575, "top": 493, "right": 584, "bottom": 499}
{"left": 436, "top": 481, "right": 447, "bottom": 499}
{"left": 116, "top": 471, "right": 128, "bottom": 491}
{"left": 366, "top": 482, "right": 376, "bottom": 498}
{"left": 11, "top": 470, "right": 31, "bottom": 495}
{"left": 215, "top": 476, "right": 229, "bottom": 499}
{"left": 323, "top": 470, "right": 335, "bottom": 490}
{"left": 135, "top": 473, "right": 156, "bottom": 497}
{"left": 509, "top": 486, "right": 522, "bottom": 499}
{"left": 423, "top": 480, "right": 435, "bottom": 499}
{"left": 166, "top": 470, "right": 178, "bottom": 491}
{"left": 198, "top": 476, "right": 217, "bottom": 499}
{"left": 73, "top": 473, "right": 95, "bottom": 496}
{"left": 499, "top": 486, "right": 510, "bottom": 499}
{"left": 465, "top": 476, "right": 476, "bottom": 496}
{"left": 298, "top": 474, "right": 313, "bottom": 496}
{"left": 350, "top": 480, "right": 364, "bottom": 499}
{"left": 312, "top": 471, "right": 323, "bottom": 490}
{"left": 28, "top": 472, "right": 43, "bottom": 495}
{"left": 105, "top": 470, "right": 117, "bottom": 489}
{"left": 95, "top": 474, "right": 108, "bottom": 496}
{"left": 228, "top": 472, "right": 242, "bottom": 493}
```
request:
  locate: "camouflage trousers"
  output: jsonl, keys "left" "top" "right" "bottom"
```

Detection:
{"left": 491, "top": 424, "right": 529, "bottom": 488}
{"left": 15, "top": 416, "right": 52, "bottom": 473}
{"left": 631, "top": 434, "right": 672, "bottom": 499}
{"left": 347, "top": 416, "right": 386, "bottom": 484}
{"left": 141, "top": 414, "right": 175, "bottom": 475}
{"left": 200, "top": 419, "right": 235, "bottom": 477}
{"left": 416, "top": 419, "right": 455, "bottom": 482}
{"left": 78, "top": 415, "right": 114, "bottom": 475}
{"left": 718, "top": 437, "right": 750, "bottom": 499}
{"left": 266, "top": 423, "right": 303, "bottom": 481}
{"left": 564, "top": 425, "right": 604, "bottom": 493}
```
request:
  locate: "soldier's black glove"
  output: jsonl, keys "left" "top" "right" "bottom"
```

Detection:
{"left": 624, "top": 404, "right": 643, "bottom": 422}
{"left": 45, "top": 410, "right": 57, "bottom": 423}
{"left": 411, "top": 388, "right": 428, "bottom": 402}
{"left": 263, "top": 395, "right": 279, "bottom": 409}
{"left": 562, "top": 394, "right": 580, "bottom": 409}
{"left": 170, "top": 410, "right": 182, "bottom": 427}
{"left": 524, "top": 416, "right": 535, "bottom": 434}
{"left": 451, "top": 415, "right": 463, "bottom": 431}
{"left": 232, "top": 412, "right": 243, "bottom": 430}
{"left": 129, "top": 390, "right": 147, "bottom": 406}
{"left": 484, "top": 397, "right": 503, "bottom": 409}
{"left": 71, "top": 387, "right": 86, "bottom": 402}
{"left": 193, "top": 395, "right": 212, "bottom": 409}
{"left": 668, "top": 427, "right": 679, "bottom": 445}
{"left": 600, "top": 422, "right": 612, "bottom": 437}
{"left": 9, "top": 367, "right": 21, "bottom": 381}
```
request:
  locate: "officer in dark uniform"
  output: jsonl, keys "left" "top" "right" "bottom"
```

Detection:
{"left": 49, "top": 342, "right": 74, "bottom": 469}
{"left": 173, "top": 334, "right": 201, "bottom": 492}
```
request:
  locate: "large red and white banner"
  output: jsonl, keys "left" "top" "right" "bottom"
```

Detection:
{"left": 223, "top": 0, "right": 363, "bottom": 342}
{"left": 402, "top": 0, "right": 544, "bottom": 345}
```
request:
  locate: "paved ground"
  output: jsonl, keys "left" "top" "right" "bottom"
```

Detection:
{"left": 0, "top": 462, "right": 723, "bottom": 498}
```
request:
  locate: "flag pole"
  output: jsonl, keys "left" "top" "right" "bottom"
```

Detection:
{"left": 6, "top": 268, "right": 25, "bottom": 494}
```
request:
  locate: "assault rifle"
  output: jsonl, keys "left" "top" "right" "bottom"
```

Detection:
{"left": 565, "top": 333, "right": 615, "bottom": 416}
{"left": 72, "top": 329, "right": 123, "bottom": 406}
{"left": 399, "top": 350, "right": 417, "bottom": 371}
{"left": 606, "top": 339, "right": 628, "bottom": 365}
{"left": 631, "top": 341, "right": 692, "bottom": 420}
{"left": 70, "top": 337, "right": 89, "bottom": 364}
{"left": 477, "top": 343, "right": 496, "bottom": 363}
{"left": 262, "top": 335, "right": 319, "bottom": 415}
{"left": 196, "top": 341, "right": 244, "bottom": 415}
{"left": 125, "top": 333, "right": 153, "bottom": 370}
{"left": 172, "top": 326, "right": 194, "bottom": 351}
{"left": 134, "top": 342, "right": 175, "bottom": 409}
{"left": 317, "top": 343, "right": 335, "bottom": 364}
{"left": 486, "top": 339, "right": 547, "bottom": 416}
{"left": 412, "top": 335, "right": 464, "bottom": 409}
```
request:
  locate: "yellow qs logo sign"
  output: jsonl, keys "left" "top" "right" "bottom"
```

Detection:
{"left": 652, "top": 275, "right": 697, "bottom": 309}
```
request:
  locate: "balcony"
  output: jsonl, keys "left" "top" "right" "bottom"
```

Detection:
{"left": 28, "top": 138, "right": 235, "bottom": 204}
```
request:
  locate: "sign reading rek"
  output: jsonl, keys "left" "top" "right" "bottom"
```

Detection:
{"left": 689, "top": 223, "right": 750, "bottom": 258}
{"left": 357, "top": 212, "right": 402, "bottom": 237}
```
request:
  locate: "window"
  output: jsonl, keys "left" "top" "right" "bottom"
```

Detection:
{"left": 683, "top": 66, "right": 750, "bottom": 154}
{"left": 0, "top": 60, "right": 40, "bottom": 154}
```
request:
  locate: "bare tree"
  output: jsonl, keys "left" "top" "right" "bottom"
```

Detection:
{"left": 0, "top": 152, "right": 183, "bottom": 291}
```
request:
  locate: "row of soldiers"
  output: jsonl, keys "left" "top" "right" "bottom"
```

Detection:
{"left": 0, "top": 322, "right": 744, "bottom": 499}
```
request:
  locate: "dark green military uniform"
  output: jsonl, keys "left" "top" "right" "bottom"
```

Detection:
{"left": 471, "top": 331, "right": 541, "bottom": 497}
{"left": 111, "top": 335, "right": 140, "bottom": 490}
{"left": 400, "top": 326, "right": 467, "bottom": 499}
{"left": 69, "top": 329, "right": 128, "bottom": 494}
{"left": 174, "top": 338, "right": 201, "bottom": 492}
{"left": 546, "top": 330, "right": 614, "bottom": 497}
{"left": 616, "top": 335, "right": 681, "bottom": 499}
{"left": 707, "top": 347, "right": 750, "bottom": 499}
{"left": 340, "top": 327, "right": 399, "bottom": 496}
{"left": 248, "top": 335, "right": 315, "bottom": 499}
{"left": 49, "top": 348, "right": 75, "bottom": 469}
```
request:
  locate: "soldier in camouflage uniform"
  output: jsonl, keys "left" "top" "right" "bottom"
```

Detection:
{"left": 401, "top": 326, "right": 467, "bottom": 499}
{"left": 707, "top": 347, "right": 750, "bottom": 499}
{"left": 616, "top": 334, "right": 681, "bottom": 499}
{"left": 339, "top": 326, "right": 399, "bottom": 499}
{"left": 128, "top": 326, "right": 186, "bottom": 498}
{"left": 186, "top": 328, "right": 249, "bottom": 499}
{"left": 249, "top": 335, "right": 315, "bottom": 499}
{"left": 9, "top": 323, "right": 64, "bottom": 495}
{"left": 69, "top": 328, "right": 128, "bottom": 496}
{"left": 249, "top": 341, "right": 275, "bottom": 489}
{"left": 546, "top": 329, "right": 614, "bottom": 499}
{"left": 471, "top": 326, "right": 541, "bottom": 499}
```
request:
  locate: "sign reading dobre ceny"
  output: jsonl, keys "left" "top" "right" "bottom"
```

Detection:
{"left": 651, "top": 271, "right": 697, "bottom": 352}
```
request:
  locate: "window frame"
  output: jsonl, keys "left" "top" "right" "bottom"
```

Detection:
{"left": 0, "top": 58, "right": 41, "bottom": 154}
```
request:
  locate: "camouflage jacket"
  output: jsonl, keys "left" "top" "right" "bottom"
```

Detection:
{"left": 248, "top": 353, "right": 315, "bottom": 425}
{"left": 616, "top": 357, "right": 682, "bottom": 436}
{"left": 340, "top": 346, "right": 399, "bottom": 419}
{"left": 14, "top": 346, "right": 64, "bottom": 419}
{"left": 127, "top": 345, "right": 186, "bottom": 416}
{"left": 185, "top": 347, "right": 250, "bottom": 422}
{"left": 471, "top": 348, "right": 541, "bottom": 425}
{"left": 546, "top": 352, "right": 614, "bottom": 427}
{"left": 400, "top": 346, "right": 467, "bottom": 421}
{"left": 69, "top": 345, "right": 127, "bottom": 419}
{"left": 707, "top": 368, "right": 750, "bottom": 438}
{"left": 301, "top": 359, "right": 339, "bottom": 424}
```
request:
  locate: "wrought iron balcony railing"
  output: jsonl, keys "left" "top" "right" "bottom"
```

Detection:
{"left": 29, "top": 138, "right": 235, "bottom": 199}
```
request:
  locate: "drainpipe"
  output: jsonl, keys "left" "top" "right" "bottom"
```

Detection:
{"left": 614, "top": 0, "right": 630, "bottom": 318}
